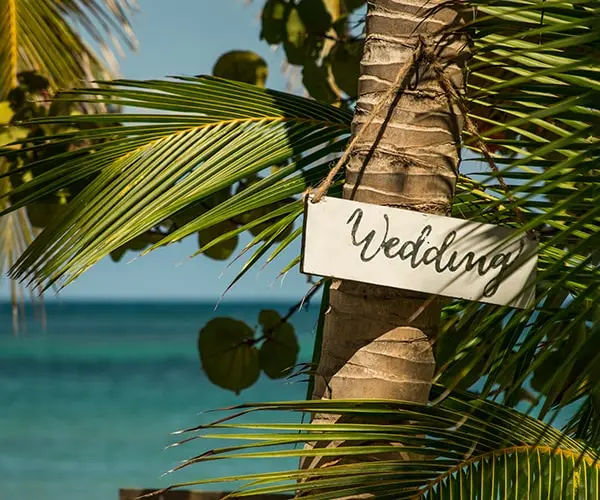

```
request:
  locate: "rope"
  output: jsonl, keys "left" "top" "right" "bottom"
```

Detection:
{"left": 309, "top": 39, "right": 426, "bottom": 203}
{"left": 308, "top": 34, "right": 535, "bottom": 240}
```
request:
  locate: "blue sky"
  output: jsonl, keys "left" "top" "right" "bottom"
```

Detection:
{"left": 0, "top": 1, "right": 314, "bottom": 303}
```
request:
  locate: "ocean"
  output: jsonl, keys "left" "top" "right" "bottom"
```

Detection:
{"left": 0, "top": 301, "right": 319, "bottom": 500}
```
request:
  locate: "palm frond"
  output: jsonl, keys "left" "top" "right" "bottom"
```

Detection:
{"left": 0, "top": 0, "right": 137, "bottom": 98}
{"left": 0, "top": 98, "right": 44, "bottom": 332}
{"left": 0, "top": 163, "right": 40, "bottom": 334}
{"left": 1, "top": 76, "right": 351, "bottom": 290}
{"left": 0, "top": 0, "right": 137, "bottom": 329}
{"left": 150, "top": 387, "right": 600, "bottom": 499}
{"left": 433, "top": 0, "right": 600, "bottom": 425}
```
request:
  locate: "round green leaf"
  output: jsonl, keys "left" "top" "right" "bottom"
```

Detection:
{"left": 530, "top": 350, "right": 563, "bottom": 393}
{"left": 297, "top": 0, "right": 332, "bottom": 35}
{"left": 198, "top": 220, "right": 239, "bottom": 261}
{"left": 302, "top": 61, "right": 338, "bottom": 103}
{"left": 109, "top": 246, "right": 128, "bottom": 263}
{"left": 259, "top": 309, "right": 283, "bottom": 330}
{"left": 245, "top": 205, "right": 294, "bottom": 242}
{"left": 330, "top": 41, "right": 362, "bottom": 97}
{"left": 235, "top": 178, "right": 295, "bottom": 241}
{"left": 172, "top": 186, "right": 230, "bottom": 228}
{"left": 17, "top": 71, "right": 50, "bottom": 92}
{"left": 109, "top": 235, "right": 153, "bottom": 263}
{"left": 171, "top": 202, "right": 205, "bottom": 228}
{"left": 344, "top": 0, "right": 366, "bottom": 12}
{"left": 259, "top": 320, "right": 299, "bottom": 379}
{"left": 283, "top": 7, "right": 308, "bottom": 65}
{"left": 212, "top": 50, "right": 268, "bottom": 87}
{"left": 25, "top": 191, "right": 69, "bottom": 229}
{"left": 205, "top": 186, "right": 232, "bottom": 208}
{"left": 198, "top": 318, "right": 260, "bottom": 393}
{"left": 26, "top": 203, "right": 67, "bottom": 229}
{"left": 260, "top": 0, "right": 287, "bottom": 45}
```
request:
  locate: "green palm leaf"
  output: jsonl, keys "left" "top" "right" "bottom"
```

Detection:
{"left": 1, "top": 76, "right": 351, "bottom": 289}
{"left": 0, "top": 0, "right": 137, "bottom": 331}
{"left": 0, "top": 0, "right": 137, "bottom": 98}
{"left": 148, "top": 386, "right": 600, "bottom": 499}
{"left": 432, "top": 0, "right": 600, "bottom": 436}
{"left": 0, "top": 190, "right": 40, "bottom": 333}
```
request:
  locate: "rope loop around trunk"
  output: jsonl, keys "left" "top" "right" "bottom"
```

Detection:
{"left": 307, "top": 34, "right": 536, "bottom": 240}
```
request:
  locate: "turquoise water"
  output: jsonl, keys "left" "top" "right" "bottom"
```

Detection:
{"left": 0, "top": 301, "right": 319, "bottom": 500}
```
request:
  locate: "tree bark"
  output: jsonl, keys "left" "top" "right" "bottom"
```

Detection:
{"left": 303, "top": 0, "right": 468, "bottom": 477}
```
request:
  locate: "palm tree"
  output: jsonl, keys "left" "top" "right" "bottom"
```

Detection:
{"left": 1, "top": 0, "right": 599, "bottom": 496}
{"left": 0, "top": 0, "right": 137, "bottom": 331}
{"left": 298, "top": 0, "right": 469, "bottom": 474}
{"left": 320, "top": 1, "right": 468, "bottom": 381}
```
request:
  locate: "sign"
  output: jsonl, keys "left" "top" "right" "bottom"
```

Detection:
{"left": 301, "top": 197, "right": 537, "bottom": 309}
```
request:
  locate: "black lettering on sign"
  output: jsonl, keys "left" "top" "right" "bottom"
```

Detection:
{"left": 346, "top": 208, "right": 524, "bottom": 298}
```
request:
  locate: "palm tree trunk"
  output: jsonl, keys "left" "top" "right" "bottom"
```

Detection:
{"left": 304, "top": 0, "right": 468, "bottom": 473}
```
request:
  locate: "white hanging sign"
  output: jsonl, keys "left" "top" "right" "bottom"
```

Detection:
{"left": 301, "top": 197, "right": 538, "bottom": 309}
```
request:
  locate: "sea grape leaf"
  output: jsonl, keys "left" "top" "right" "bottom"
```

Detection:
{"left": 260, "top": 0, "right": 287, "bottom": 45}
{"left": 530, "top": 350, "right": 563, "bottom": 393}
{"left": 258, "top": 309, "right": 299, "bottom": 379}
{"left": 109, "top": 245, "right": 128, "bottom": 263}
{"left": 198, "top": 318, "right": 260, "bottom": 393}
{"left": 236, "top": 178, "right": 295, "bottom": 241}
{"left": 25, "top": 191, "right": 69, "bottom": 229}
{"left": 198, "top": 220, "right": 239, "bottom": 261}
{"left": 205, "top": 186, "right": 232, "bottom": 208}
{"left": 109, "top": 234, "right": 156, "bottom": 262}
{"left": 330, "top": 41, "right": 362, "bottom": 97}
{"left": 259, "top": 323, "right": 299, "bottom": 379}
{"left": 344, "top": 0, "right": 366, "bottom": 12}
{"left": 26, "top": 202, "right": 68, "bottom": 229}
{"left": 244, "top": 203, "right": 295, "bottom": 242}
{"left": 302, "top": 60, "right": 338, "bottom": 103}
{"left": 172, "top": 185, "right": 231, "bottom": 228}
{"left": 212, "top": 50, "right": 269, "bottom": 87}
{"left": 283, "top": 6, "right": 308, "bottom": 65}
{"left": 171, "top": 201, "right": 206, "bottom": 228}
{"left": 297, "top": 0, "right": 332, "bottom": 35}
{"left": 259, "top": 309, "right": 282, "bottom": 330}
